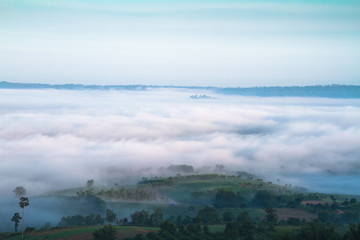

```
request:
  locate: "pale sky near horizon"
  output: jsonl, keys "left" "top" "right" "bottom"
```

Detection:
{"left": 0, "top": 0, "right": 359, "bottom": 87}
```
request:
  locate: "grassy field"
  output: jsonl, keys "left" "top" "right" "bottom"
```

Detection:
{"left": 1, "top": 226, "right": 160, "bottom": 240}
{"left": 0, "top": 225, "right": 230, "bottom": 240}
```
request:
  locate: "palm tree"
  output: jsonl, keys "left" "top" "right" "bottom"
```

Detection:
{"left": 19, "top": 197, "right": 29, "bottom": 240}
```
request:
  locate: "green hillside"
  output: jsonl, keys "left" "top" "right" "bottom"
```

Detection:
{"left": 3, "top": 173, "right": 360, "bottom": 240}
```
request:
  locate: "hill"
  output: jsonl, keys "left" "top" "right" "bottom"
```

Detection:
{"left": 3, "top": 173, "right": 360, "bottom": 239}
{"left": 1, "top": 81, "right": 359, "bottom": 98}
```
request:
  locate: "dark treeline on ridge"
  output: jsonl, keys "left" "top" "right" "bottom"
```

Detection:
{"left": 1, "top": 81, "right": 359, "bottom": 98}
{"left": 216, "top": 85, "right": 360, "bottom": 98}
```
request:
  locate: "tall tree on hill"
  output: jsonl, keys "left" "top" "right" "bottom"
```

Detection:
{"left": 19, "top": 197, "right": 29, "bottom": 240}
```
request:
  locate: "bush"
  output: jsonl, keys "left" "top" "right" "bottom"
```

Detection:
{"left": 25, "top": 227, "right": 36, "bottom": 233}
{"left": 93, "top": 224, "right": 117, "bottom": 240}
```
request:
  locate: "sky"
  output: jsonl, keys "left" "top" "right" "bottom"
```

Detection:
{"left": 1, "top": 88, "right": 360, "bottom": 196}
{"left": 0, "top": 0, "right": 360, "bottom": 87}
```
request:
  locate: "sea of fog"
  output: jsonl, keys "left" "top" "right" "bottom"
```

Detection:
{"left": 0, "top": 88, "right": 359, "bottom": 196}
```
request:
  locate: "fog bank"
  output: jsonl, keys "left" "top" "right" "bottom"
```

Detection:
{"left": 0, "top": 88, "right": 359, "bottom": 196}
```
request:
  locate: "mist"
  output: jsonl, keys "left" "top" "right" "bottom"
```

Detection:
{"left": 1, "top": 88, "right": 360, "bottom": 197}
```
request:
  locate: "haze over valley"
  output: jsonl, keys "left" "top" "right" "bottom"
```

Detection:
{"left": 1, "top": 87, "right": 359, "bottom": 196}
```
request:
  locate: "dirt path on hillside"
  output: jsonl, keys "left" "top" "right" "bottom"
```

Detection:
{"left": 129, "top": 226, "right": 149, "bottom": 233}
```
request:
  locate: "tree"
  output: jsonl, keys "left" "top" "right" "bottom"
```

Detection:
{"left": 11, "top": 213, "right": 22, "bottom": 232}
{"left": 264, "top": 207, "right": 278, "bottom": 231}
{"left": 297, "top": 221, "right": 340, "bottom": 240}
{"left": 19, "top": 197, "right": 29, "bottom": 240}
{"left": 265, "top": 207, "right": 278, "bottom": 223}
{"left": 182, "top": 215, "right": 192, "bottom": 225}
{"left": 215, "top": 189, "right": 245, "bottom": 208}
{"left": 318, "top": 211, "right": 330, "bottom": 224}
{"left": 195, "top": 206, "right": 220, "bottom": 224}
{"left": 253, "top": 190, "right": 277, "bottom": 208}
{"left": 224, "top": 222, "right": 240, "bottom": 240}
{"left": 93, "top": 224, "right": 117, "bottom": 240}
{"left": 24, "top": 227, "right": 35, "bottom": 233}
{"left": 150, "top": 208, "right": 163, "bottom": 226}
{"left": 95, "top": 214, "right": 105, "bottom": 225}
{"left": 343, "top": 222, "right": 360, "bottom": 240}
{"left": 86, "top": 179, "right": 94, "bottom": 189}
{"left": 106, "top": 209, "right": 117, "bottom": 224}
{"left": 237, "top": 212, "right": 256, "bottom": 240}
{"left": 130, "top": 210, "right": 149, "bottom": 225}
{"left": 349, "top": 198, "right": 358, "bottom": 205}
{"left": 223, "top": 212, "right": 235, "bottom": 223}
{"left": 13, "top": 186, "right": 26, "bottom": 197}
{"left": 159, "top": 220, "right": 177, "bottom": 238}
{"left": 186, "top": 223, "right": 201, "bottom": 235}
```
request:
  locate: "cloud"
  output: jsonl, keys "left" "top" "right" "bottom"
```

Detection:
{"left": 0, "top": 88, "right": 360, "bottom": 196}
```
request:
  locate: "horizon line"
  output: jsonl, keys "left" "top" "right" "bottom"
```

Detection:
{"left": 1, "top": 81, "right": 359, "bottom": 89}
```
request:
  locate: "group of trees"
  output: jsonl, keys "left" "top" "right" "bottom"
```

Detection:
{"left": 9, "top": 177, "right": 360, "bottom": 240}
{"left": 54, "top": 202, "right": 360, "bottom": 240}
{"left": 119, "top": 218, "right": 360, "bottom": 240}
{"left": 190, "top": 188, "right": 305, "bottom": 209}
{"left": 189, "top": 185, "right": 311, "bottom": 210}
{"left": 214, "top": 189, "right": 246, "bottom": 208}
{"left": 138, "top": 178, "right": 174, "bottom": 187}
{"left": 57, "top": 208, "right": 123, "bottom": 227}
{"left": 130, "top": 208, "right": 164, "bottom": 226}
{"left": 57, "top": 213, "right": 105, "bottom": 227}
{"left": 96, "top": 188, "right": 155, "bottom": 201}
{"left": 56, "top": 208, "right": 164, "bottom": 228}
{"left": 76, "top": 179, "right": 156, "bottom": 201}
{"left": 140, "top": 174, "right": 245, "bottom": 188}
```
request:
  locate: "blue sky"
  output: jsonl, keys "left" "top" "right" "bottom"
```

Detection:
{"left": 0, "top": 0, "right": 359, "bottom": 86}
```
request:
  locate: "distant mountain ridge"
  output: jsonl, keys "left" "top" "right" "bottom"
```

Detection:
{"left": 0, "top": 81, "right": 359, "bottom": 98}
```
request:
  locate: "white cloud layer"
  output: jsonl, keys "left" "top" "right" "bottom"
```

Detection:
{"left": 0, "top": 89, "right": 360, "bottom": 195}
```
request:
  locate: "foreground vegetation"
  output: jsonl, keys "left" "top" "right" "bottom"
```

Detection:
{"left": 4, "top": 169, "right": 360, "bottom": 239}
